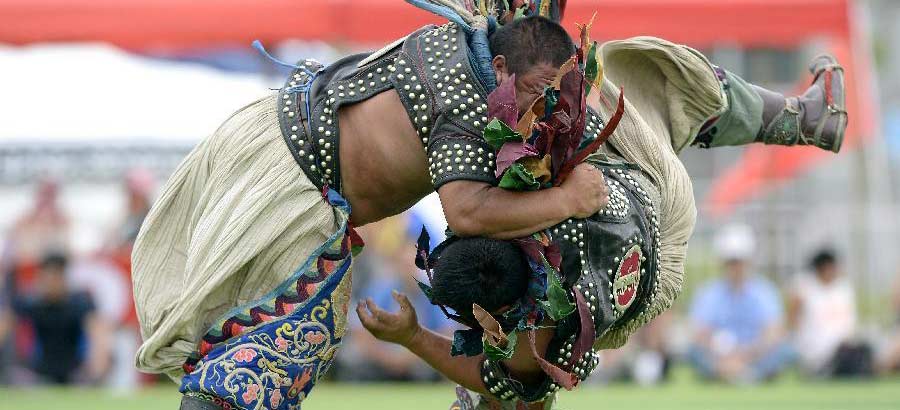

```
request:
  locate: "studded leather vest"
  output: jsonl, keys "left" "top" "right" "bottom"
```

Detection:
{"left": 276, "top": 23, "right": 498, "bottom": 194}
{"left": 480, "top": 154, "right": 661, "bottom": 403}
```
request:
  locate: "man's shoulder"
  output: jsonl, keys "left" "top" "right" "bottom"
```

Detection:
{"left": 403, "top": 22, "right": 466, "bottom": 47}
{"left": 393, "top": 22, "right": 490, "bottom": 138}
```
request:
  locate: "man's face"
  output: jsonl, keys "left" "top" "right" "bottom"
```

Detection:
{"left": 39, "top": 266, "right": 67, "bottom": 301}
{"left": 815, "top": 262, "right": 839, "bottom": 283}
{"left": 512, "top": 63, "right": 558, "bottom": 114}
{"left": 724, "top": 259, "right": 748, "bottom": 287}
{"left": 492, "top": 56, "right": 559, "bottom": 114}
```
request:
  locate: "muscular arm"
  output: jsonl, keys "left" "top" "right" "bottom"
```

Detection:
{"left": 356, "top": 291, "right": 553, "bottom": 394}
{"left": 405, "top": 324, "right": 554, "bottom": 392}
{"left": 405, "top": 326, "right": 491, "bottom": 394}
{"left": 439, "top": 163, "right": 608, "bottom": 239}
{"left": 439, "top": 182, "right": 571, "bottom": 240}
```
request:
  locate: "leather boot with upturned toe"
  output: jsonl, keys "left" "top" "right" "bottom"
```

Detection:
{"left": 757, "top": 54, "right": 848, "bottom": 153}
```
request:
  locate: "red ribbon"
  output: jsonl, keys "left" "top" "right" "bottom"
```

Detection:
{"left": 555, "top": 86, "right": 626, "bottom": 186}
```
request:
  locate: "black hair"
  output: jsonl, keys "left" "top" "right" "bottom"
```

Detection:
{"left": 810, "top": 249, "right": 837, "bottom": 272}
{"left": 40, "top": 251, "right": 68, "bottom": 272}
{"left": 430, "top": 238, "right": 530, "bottom": 321}
{"left": 489, "top": 15, "right": 576, "bottom": 76}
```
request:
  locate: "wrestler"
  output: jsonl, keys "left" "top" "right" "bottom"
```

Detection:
{"left": 132, "top": 9, "right": 607, "bottom": 410}
{"left": 357, "top": 6, "right": 846, "bottom": 410}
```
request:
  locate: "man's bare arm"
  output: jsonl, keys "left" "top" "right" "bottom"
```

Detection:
{"left": 403, "top": 324, "right": 553, "bottom": 393}
{"left": 439, "top": 163, "right": 608, "bottom": 239}
{"left": 355, "top": 292, "right": 488, "bottom": 393}
{"left": 405, "top": 327, "right": 491, "bottom": 394}
{"left": 356, "top": 291, "right": 554, "bottom": 393}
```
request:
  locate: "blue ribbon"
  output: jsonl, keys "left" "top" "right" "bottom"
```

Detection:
{"left": 468, "top": 30, "right": 497, "bottom": 92}
{"left": 404, "top": 1, "right": 497, "bottom": 92}
{"left": 405, "top": 0, "right": 475, "bottom": 33}
{"left": 253, "top": 39, "right": 323, "bottom": 131}
{"left": 251, "top": 40, "right": 301, "bottom": 70}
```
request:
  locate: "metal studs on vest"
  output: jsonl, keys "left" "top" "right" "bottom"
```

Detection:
{"left": 391, "top": 23, "right": 487, "bottom": 164}
{"left": 416, "top": 24, "right": 489, "bottom": 134}
{"left": 426, "top": 138, "right": 496, "bottom": 188}
{"left": 481, "top": 359, "right": 516, "bottom": 401}
{"left": 600, "top": 176, "right": 630, "bottom": 218}
{"left": 552, "top": 218, "right": 586, "bottom": 249}
{"left": 583, "top": 108, "right": 606, "bottom": 143}
{"left": 278, "top": 59, "right": 328, "bottom": 190}
{"left": 299, "top": 54, "right": 398, "bottom": 191}
{"left": 611, "top": 167, "right": 662, "bottom": 324}
{"left": 391, "top": 22, "right": 497, "bottom": 189}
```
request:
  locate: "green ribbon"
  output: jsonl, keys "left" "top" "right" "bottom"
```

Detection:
{"left": 484, "top": 118, "right": 524, "bottom": 150}
{"left": 499, "top": 162, "right": 541, "bottom": 191}
{"left": 539, "top": 263, "right": 576, "bottom": 321}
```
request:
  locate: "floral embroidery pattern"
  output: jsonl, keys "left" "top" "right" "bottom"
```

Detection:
{"left": 180, "top": 189, "right": 360, "bottom": 410}
{"left": 233, "top": 349, "right": 258, "bottom": 363}
{"left": 241, "top": 383, "right": 260, "bottom": 404}
{"left": 275, "top": 337, "right": 289, "bottom": 352}
{"left": 270, "top": 389, "right": 283, "bottom": 408}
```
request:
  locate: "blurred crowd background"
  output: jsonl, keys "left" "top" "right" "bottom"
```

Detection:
{"left": 2, "top": 0, "right": 900, "bottom": 392}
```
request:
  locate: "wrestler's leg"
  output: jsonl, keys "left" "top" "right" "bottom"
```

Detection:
{"left": 694, "top": 56, "right": 847, "bottom": 153}
{"left": 598, "top": 38, "right": 846, "bottom": 155}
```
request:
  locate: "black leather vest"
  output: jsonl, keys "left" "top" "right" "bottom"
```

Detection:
{"left": 277, "top": 22, "right": 498, "bottom": 194}
{"left": 481, "top": 154, "right": 662, "bottom": 403}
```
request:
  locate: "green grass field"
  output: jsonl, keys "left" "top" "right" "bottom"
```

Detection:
{"left": 4, "top": 374, "right": 900, "bottom": 410}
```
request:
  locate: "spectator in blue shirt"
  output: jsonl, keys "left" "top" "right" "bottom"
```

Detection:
{"left": 688, "top": 225, "right": 794, "bottom": 383}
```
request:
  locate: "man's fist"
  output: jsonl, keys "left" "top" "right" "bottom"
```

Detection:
{"left": 560, "top": 163, "right": 609, "bottom": 219}
{"left": 356, "top": 290, "right": 421, "bottom": 347}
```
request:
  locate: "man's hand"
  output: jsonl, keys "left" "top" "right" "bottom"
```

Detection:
{"left": 356, "top": 290, "right": 421, "bottom": 347}
{"left": 561, "top": 163, "right": 609, "bottom": 218}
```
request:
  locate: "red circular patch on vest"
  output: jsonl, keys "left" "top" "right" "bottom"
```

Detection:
{"left": 613, "top": 245, "right": 642, "bottom": 313}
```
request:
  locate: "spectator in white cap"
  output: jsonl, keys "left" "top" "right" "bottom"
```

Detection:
{"left": 687, "top": 224, "right": 794, "bottom": 383}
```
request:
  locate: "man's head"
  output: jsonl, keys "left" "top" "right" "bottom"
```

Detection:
{"left": 714, "top": 224, "right": 756, "bottom": 286}
{"left": 489, "top": 16, "right": 576, "bottom": 113}
{"left": 38, "top": 251, "right": 69, "bottom": 301}
{"left": 430, "top": 237, "right": 530, "bottom": 327}
{"left": 810, "top": 248, "right": 839, "bottom": 283}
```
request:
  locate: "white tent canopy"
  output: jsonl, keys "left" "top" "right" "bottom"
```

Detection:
{"left": 0, "top": 43, "right": 270, "bottom": 145}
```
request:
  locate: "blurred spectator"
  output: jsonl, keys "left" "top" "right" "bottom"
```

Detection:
{"left": 591, "top": 310, "right": 675, "bottom": 386}
{"left": 68, "top": 258, "right": 133, "bottom": 388}
{"left": 0, "top": 289, "right": 11, "bottom": 383}
{"left": 687, "top": 225, "right": 794, "bottom": 384}
{"left": 0, "top": 300, "right": 9, "bottom": 343}
{"left": 98, "top": 169, "right": 155, "bottom": 389}
{"left": 877, "top": 272, "right": 900, "bottom": 374}
{"left": 3, "top": 178, "right": 70, "bottom": 295}
{"left": 10, "top": 252, "right": 110, "bottom": 384}
{"left": 106, "top": 168, "right": 155, "bottom": 251}
{"left": 0, "top": 179, "right": 72, "bottom": 384}
{"left": 788, "top": 249, "right": 871, "bottom": 377}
